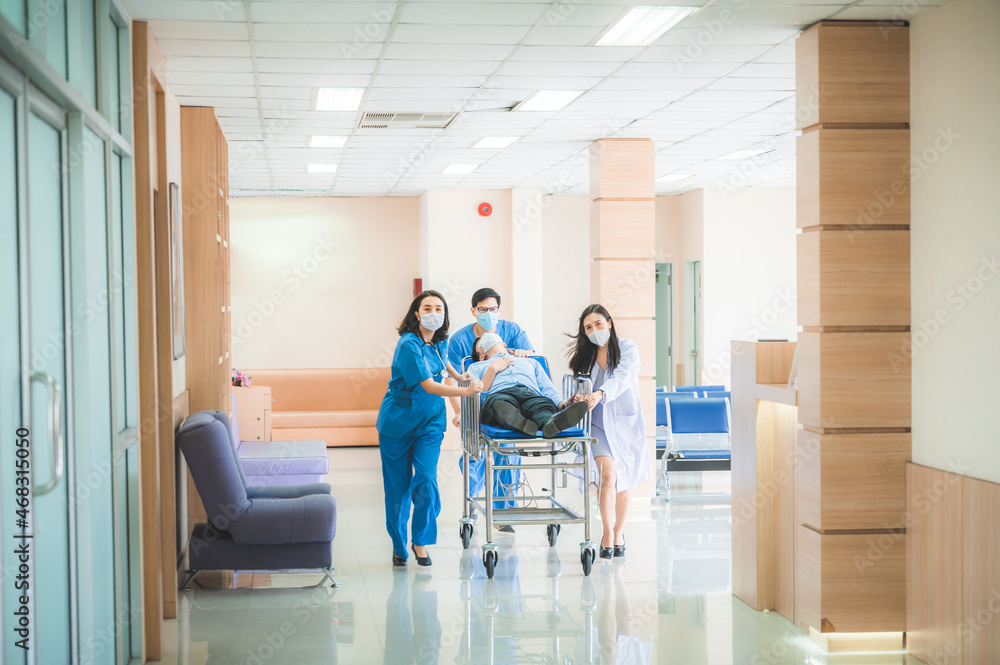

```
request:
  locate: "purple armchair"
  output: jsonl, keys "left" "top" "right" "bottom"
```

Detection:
{"left": 177, "top": 411, "right": 340, "bottom": 589}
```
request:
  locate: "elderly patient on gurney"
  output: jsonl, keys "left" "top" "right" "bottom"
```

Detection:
{"left": 467, "top": 332, "right": 590, "bottom": 438}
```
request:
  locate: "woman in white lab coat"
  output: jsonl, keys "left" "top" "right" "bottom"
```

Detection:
{"left": 567, "top": 304, "right": 652, "bottom": 559}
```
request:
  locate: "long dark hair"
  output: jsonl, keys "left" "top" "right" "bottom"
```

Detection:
{"left": 567, "top": 304, "right": 621, "bottom": 375}
{"left": 397, "top": 290, "right": 450, "bottom": 345}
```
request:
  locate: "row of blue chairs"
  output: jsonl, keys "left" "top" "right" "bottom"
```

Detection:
{"left": 654, "top": 387, "right": 732, "bottom": 499}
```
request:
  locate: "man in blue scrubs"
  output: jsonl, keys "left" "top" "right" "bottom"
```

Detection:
{"left": 447, "top": 287, "right": 535, "bottom": 529}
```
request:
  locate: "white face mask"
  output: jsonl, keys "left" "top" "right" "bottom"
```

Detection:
{"left": 420, "top": 312, "right": 445, "bottom": 332}
{"left": 587, "top": 328, "right": 611, "bottom": 347}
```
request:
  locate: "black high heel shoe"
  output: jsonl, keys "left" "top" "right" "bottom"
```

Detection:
{"left": 411, "top": 544, "right": 432, "bottom": 567}
{"left": 599, "top": 535, "right": 613, "bottom": 559}
{"left": 392, "top": 553, "right": 407, "bottom": 567}
{"left": 613, "top": 535, "right": 625, "bottom": 558}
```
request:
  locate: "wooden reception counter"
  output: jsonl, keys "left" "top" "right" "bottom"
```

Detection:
{"left": 731, "top": 341, "right": 798, "bottom": 618}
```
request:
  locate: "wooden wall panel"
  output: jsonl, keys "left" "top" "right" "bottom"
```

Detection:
{"left": 610, "top": 318, "right": 655, "bottom": 378}
{"left": 590, "top": 260, "right": 655, "bottom": 319}
{"left": 794, "top": 22, "right": 909, "bottom": 128}
{"left": 731, "top": 341, "right": 760, "bottom": 609}
{"left": 796, "top": 527, "right": 907, "bottom": 633}
{"left": 772, "top": 401, "right": 797, "bottom": 619}
{"left": 907, "top": 464, "right": 964, "bottom": 665}
{"left": 963, "top": 476, "right": 1000, "bottom": 665}
{"left": 797, "top": 229, "right": 911, "bottom": 328}
{"left": 796, "top": 431, "right": 910, "bottom": 531}
{"left": 797, "top": 332, "right": 911, "bottom": 429}
{"left": 795, "top": 128, "right": 911, "bottom": 228}
{"left": 589, "top": 139, "right": 655, "bottom": 199}
{"left": 590, "top": 199, "right": 655, "bottom": 259}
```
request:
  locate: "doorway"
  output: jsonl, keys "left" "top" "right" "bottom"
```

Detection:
{"left": 655, "top": 263, "right": 673, "bottom": 388}
{"left": 685, "top": 260, "right": 702, "bottom": 386}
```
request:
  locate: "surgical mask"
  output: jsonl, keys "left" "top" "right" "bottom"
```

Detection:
{"left": 420, "top": 312, "right": 445, "bottom": 332}
{"left": 477, "top": 311, "right": 499, "bottom": 331}
{"left": 587, "top": 328, "right": 611, "bottom": 347}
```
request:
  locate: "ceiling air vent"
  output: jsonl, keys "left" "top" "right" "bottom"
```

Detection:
{"left": 358, "top": 112, "right": 456, "bottom": 129}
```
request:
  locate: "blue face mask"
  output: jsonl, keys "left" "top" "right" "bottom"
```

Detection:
{"left": 477, "top": 311, "right": 499, "bottom": 331}
{"left": 420, "top": 312, "right": 445, "bottom": 332}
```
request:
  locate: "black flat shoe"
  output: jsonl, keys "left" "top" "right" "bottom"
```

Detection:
{"left": 492, "top": 402, "right": 538, "bottom": 436}
{"left": 543, "top": 401, "right": 588, "bottom": 438}
{"left": 392, "top": 553, "right": 407, "bottom": 567}
{"left": 411, "top": 545, "right": 432, "bottom": 567}
{"left": 498, "top": 525, "right": 515, "bottom": 534}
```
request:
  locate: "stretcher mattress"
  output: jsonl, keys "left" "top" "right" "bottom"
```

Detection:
{"left": 480, "top": 423, "right": 586, "bottom": 439}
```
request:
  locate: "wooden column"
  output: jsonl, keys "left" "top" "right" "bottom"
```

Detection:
{"left": 793, "top": 21, "right": 911, "bottom": 639}
{"left": 181, "top": 107, "right": 231, "bottom": 553}
{"left": 130, "top": 22, "right": 163, "bottom": 660}
{"left": 589, "top": 139, "right": 656, "bottom": 494}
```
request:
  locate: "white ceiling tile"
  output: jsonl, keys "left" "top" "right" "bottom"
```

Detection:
{"left": 165, "top": 57, "right": 254, "bottom": 73}
{"left": 392, "top": 24, "right": 530, "bottom": 44}
{"left": 249, "top": 2, "right": 395, "bottom": 23}
{"left": 497, "top": 61, "right": 621, "bottom": 77}
{"left": 128, "top": 1, "right": 245, "bottom": 21}
{"left": 148, "top": 20, "right": 249, "bottom": 41}
{"left": 384, "top": 43, "right": 513, "bottom": 60}
{"left": 511, "top": 46, "right": 643, "bottom": 62}
{"left": 256, "top": 73, "right": 373, "bottom": 87}
{"left": 158, "top": 39, "right": 252, "bottom": 58}
{"left": 398, "top": 3, "right": 550, "bottom": 25}
{"left": 251, "top": 23, "right": 377, "bottom": 44}
{"left": 522, "top": 25, "right": 604, "bottom": 47}
{"left": 172, "top": 84, "right": 257, "bottom": 98}
{"left": 377, "top": 60, "right": 500, "bottom": 76}
{"left": 167, "top": 71, "right": 256, "bottom": 86}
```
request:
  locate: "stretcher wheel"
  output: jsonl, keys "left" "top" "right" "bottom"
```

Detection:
{"left": 581, "top": 549, "right": 595, "bottom": 576}
{"left": 546, "top": 524, "right": 560, "bottom": 547}
{"left": 484, "top": 550, "right": 497, "bottom": 579}
{"left": 460, "top": 523, "right": 473, "bottom": 549}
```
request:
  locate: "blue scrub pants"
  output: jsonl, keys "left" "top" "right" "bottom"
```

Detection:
{"left": 462, "top": 450, "right": 521, "bottom": 510}
{"left": 380, "top": 431, "right": 443, "bottom": 558}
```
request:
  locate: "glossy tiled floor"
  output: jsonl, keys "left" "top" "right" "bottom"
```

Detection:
{"left": 162, "top": 447, "right": 923, "bottom": 664}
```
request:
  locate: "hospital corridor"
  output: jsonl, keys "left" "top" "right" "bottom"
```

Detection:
{"left": 0, "top": 0, "right": 997, "bottom": 664}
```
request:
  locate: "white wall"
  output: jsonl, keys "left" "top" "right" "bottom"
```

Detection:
{"left": 229, "top": 196, "right": 420, "bottom": 369}
{"left": 911, "top": 0, "right": 1000, "bottom": 484}
{"left": 420, "top": 189, "right": 514, "bottom": 333}
{"left": 701, "top": 188, "right": 798, "bottom": 388}
{"left": 541, "top": 195, "right": 591, "bottom": 380}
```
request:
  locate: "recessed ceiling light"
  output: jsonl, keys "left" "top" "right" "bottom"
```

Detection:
{"left": 596, "top": 6, "right": 695, "bottom": 46}
{"left": 656, "top": 173, "right": 693, "bottom": 182}
{"left": 442, "top": 164, "right": 479, "bottom": 175}
{"left": 514, "top": 90, "right": 583, "bottom": 112}
{"left": 470, "top": 136, "right": 519, "bottom": 149}
{"left": 307, "top": 164, "right": 337, "bottom": 173}
{"left": 314, "top": 88, "right": 364, "bottom": 112}
{"left": 309, "top": 135, "right": 347, "bottom": 148}
{"left": 720, "top": 148, "right": 775, "bottom": 160}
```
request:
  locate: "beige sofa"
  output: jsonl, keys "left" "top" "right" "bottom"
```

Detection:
{"left": 248, "top": 368, "right": 390, "bottom": 447}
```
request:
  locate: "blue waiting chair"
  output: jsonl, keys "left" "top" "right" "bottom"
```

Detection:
{"left": 656, "top": 397, "right": 732, "bottom": 500}
{"left": 675, "top": 385, "right": 726, "bottom": 397}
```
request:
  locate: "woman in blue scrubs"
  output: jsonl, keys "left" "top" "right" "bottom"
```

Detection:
{"left": 377, "top": 290, "right": 484, "bottom": 567}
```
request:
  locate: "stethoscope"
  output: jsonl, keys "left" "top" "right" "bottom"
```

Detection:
{"left": 430, "top": 344, "right": 448, "bottom": 378}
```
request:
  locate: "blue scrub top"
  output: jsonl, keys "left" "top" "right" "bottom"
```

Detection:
{"left": 447, "top": 319, "right": 534, "bottom": 370}
{"left": 376, "top": 332, "right": 449, "bottom": 439}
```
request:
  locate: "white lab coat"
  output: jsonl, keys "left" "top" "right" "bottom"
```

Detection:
{"left": 589, "top": 337, "right": 653, "bottom": 492}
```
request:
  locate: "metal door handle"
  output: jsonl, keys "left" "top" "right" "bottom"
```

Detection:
{"left": 30, "top": 371, "right": 64, "bottom": 495}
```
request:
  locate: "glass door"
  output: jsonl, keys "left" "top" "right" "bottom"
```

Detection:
{"left": 0, "top": 62, "right": 25, "bottom": 665}
{"left": 26, "top": 89, "right": 75, "bottom": 665}
{"left": 655, "top": 263, "right": 674, "bottom": 388}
